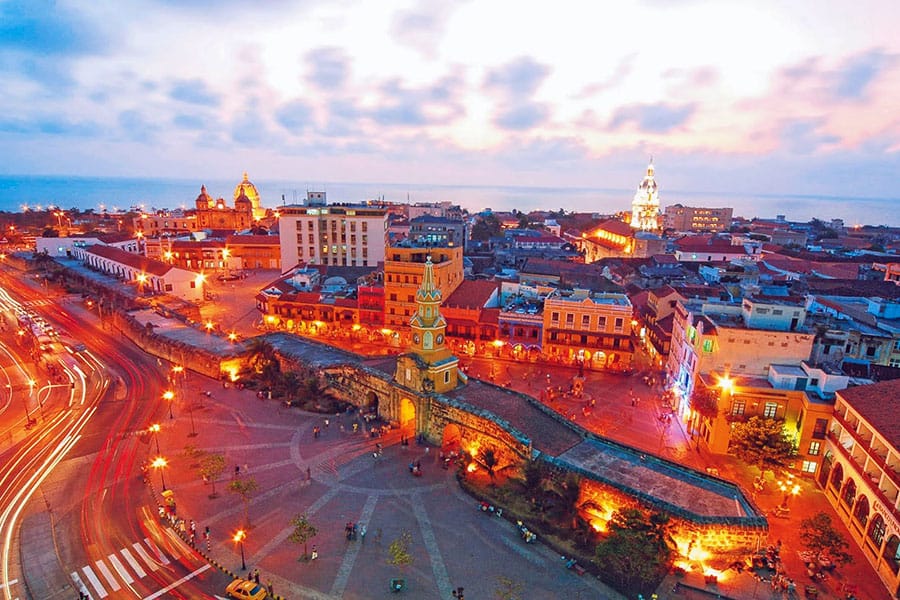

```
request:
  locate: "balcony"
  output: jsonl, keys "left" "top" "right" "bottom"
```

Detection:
{"left": 828, "top": 431, "right": 900, "bottom": 509}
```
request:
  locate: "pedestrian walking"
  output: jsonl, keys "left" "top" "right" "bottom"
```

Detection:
{"left": 267, "top": 581, "right": 274, "bottom": 596}
{"left": 324, "top": 418, "right": 330, "bottom": 428}
{"left": 359, "top": 524, "right": 367, "bottom": 542}
{"left": 307, "top": 466, "right": 311, "bottom": 481}
{"left": 253, "top": 567, "right": 260, "bottom": 584}
{"left": 311, "top": 546, "right": 318, "bottom": 560}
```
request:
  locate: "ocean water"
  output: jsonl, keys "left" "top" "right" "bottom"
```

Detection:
{"left": 1, "top": 174, "right": 898, "bottom": 227}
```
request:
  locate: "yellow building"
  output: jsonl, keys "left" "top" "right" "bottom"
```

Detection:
{"left": 383, "top": 244, "right": 463, "bottom": 331}
{"left": 822, "top": 379, "right": 900, "bottom": 598}
{"left": 541, "top": 291, "right": 634, "bottom": 370}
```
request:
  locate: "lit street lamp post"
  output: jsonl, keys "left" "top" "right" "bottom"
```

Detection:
{"left": 163, "top": 390, "right": 175, "bottom": 419}
{"left": 233, "top": 529, "right": 247, "bottom": 571}
{"left": 152, "top": 456, "right": 168, "bottom": 491}
{"left": 149, "top": 423, "right": 161, "bottom": 454}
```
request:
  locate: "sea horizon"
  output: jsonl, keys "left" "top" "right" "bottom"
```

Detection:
{"left": 1, "top": 173, "right": 899, "bottom": 228}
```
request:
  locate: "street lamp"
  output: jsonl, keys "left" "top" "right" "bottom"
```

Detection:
{"left": 233, "top": 529, "right": 247, "bottom": 570}
{"left": 148, "top": 423, "right": 161, "bottom": 454}
{"left": 136, "top": 273, "right": 148, "bottom": 295}
{"left": 151, "top": 456, "right": 168, "bottom": 491}
{"left": 777, "top": 473, "right": 801, "bottom": 508}
{"left": 163, "top": 390, "right": 175, "bottom": 419}
{"left": 24, "top": 378, "right": 37, "bottom": 426}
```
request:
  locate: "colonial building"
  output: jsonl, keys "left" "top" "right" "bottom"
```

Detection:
{"left": 674, "top": 235, "right": 762, "bottom": 263}
{"left": 663, "top": 204, "right": 733, "bottom": 233}
{"left": 383, "top": 242, "right": 464, "bottom": 331}
{"left": 408, "top": 214, "right": 467, "bottom": 250}
{"left": 72, "top": 244, "right": 205, "bottom": 302}
{"left": 579, "top": 219, "right": 665, "bottom": 263}
{"left": 630, "top": 160, "right": 661, "bottom": 232}
{"left": 278, "top": 203, "right": 388, "bottom": 270}
{"left": 542, "top": 290, "right": 634, "bottom": 370}
{"left": 822, "top": 379, "right": 900, "bottom": 598}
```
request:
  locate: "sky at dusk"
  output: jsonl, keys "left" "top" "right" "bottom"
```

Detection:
{"left": 1, "top": 0, "right": 899, "bottom": 202}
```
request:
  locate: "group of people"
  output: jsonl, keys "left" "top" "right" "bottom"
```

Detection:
{"left": 408, "top": 460, "right": 423, "bottom": 476}
{"left": 344, "top": 521, "right": 367, "bottom": 541}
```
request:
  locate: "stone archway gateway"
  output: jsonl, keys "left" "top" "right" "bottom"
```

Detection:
{"left": 365, "top": 390, "right": 379, "bottom": 414}
{"left": 441, "top": 423, "right": 462, "bottom": 450}
{"left": 399, "top": 396, "right": 416, "bottom": 436}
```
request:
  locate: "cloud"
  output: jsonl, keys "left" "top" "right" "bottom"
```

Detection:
{"left": 576, "top": 54, "right": 637, "bottom": 98}
{"left": 118, "top": 110, "right": 158, "bottom": 143}
{"left": 832, "top": 49, "right": 896, "bottom": 100}
{"left": 0, "top": 115, "right": 100, "bottom": 137}
{"left": 172, "top": 114, "right": 207, "bottom": 131}
{"left": 780, "top": 119, "right": 839, "bottom": 154}
{"left": 276, "top": 100, "right": 313, "bottom": 133}
{"left": 484, "top": 56, "right": 550, "bottom": 97}
{"left": 494, "top": 103, "right": 549, "bottom": 131}
{"left": 390, "top": 2, "right": 460, "bottom": 58}
{"left": 305, "top": 47, "right": 350, "bottom": 90}
{"left": 364, "top": 76, "right": 465, "bottom": 128}
{"left": 170, "top": 79, "right": 220, "bottom": 107}
{"left": 231, "top": 99, "right": 274, "bottom": 146}
{"left": 609, "top": 103, "right": 695, "bottom": 133}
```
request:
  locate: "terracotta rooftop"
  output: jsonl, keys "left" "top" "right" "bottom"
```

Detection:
{"left": 85, "top": 244, "right": 173, "bottom": 277}
{"left": 444, "top": 280, "right": 500, "bottom": 310}
{"left": 593, "top": 218, "right": 634, "bottom": 237}
{"left": 838, "top": 379, "right": 900, "bottom": 450}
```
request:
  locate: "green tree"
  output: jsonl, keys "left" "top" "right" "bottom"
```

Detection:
{"left": 689, "top": 384, "right": 719, "bottom": 420}
{"left": 493, "top": 575, "right": 523, "bottom": 600}
{"left": 288, "top": 513, "right": 318, "bottom": 560}
{"left": 228, "top": 477, "right": 259, "bottom": 527}
{"left": 800, "top": 512, "right": 853, "bottom": 566}
{"left": 522, "top": 460, "right": 545, "bottom": 499}
{"left": 244, "top": 338, "right": 280, "bottom": 386}
{"left": 594, "top": 508, "right": 674, "bottom": 595}
{"left": 551, "top": 472, "right": 582, "bottom": 529}
{"left": 387, "top": 530, "right": 414, "bottom": 572}
{"left": 728, "top": 416, "right": 794, "bottom": 475}
{"left": 198, "top": 452, "right": 225, "bottom": 498}
{"left": 471, "top": 213, "right": 502, "bottom": 241}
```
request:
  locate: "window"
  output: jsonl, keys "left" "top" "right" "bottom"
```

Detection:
{"left": 565, "top": 314, "right": 574, "bottom": 326}
{"left": 444, "top": 371, "right": 450, "bottom": 384}
{"left": 702, "top": 339, "right": 713, "bottom": 353}
{"left": 812, "top": 418, "right": 828, "bottom": 439}
{"left": 808, "top": 441, "right": 821, "bottom": 456}
{"left": 869, "top": 515, "right": 887, "bottom": 547}
{"left": 362, "top": 222, "right": 368, "bottom": 232}
{"left": 772, "top": 309, "right": 783, "bottom": 315}
{"left": 801, "top": 461, "right": 817, "bottom": 474}
{"left": 582, "top": 315, "right": 590, "bottom": 328}
{"left": 551, "top": 312, "right": 560, "bottom": 323}
{"left": 598, "top": 316, "right": 606, "bottom": 329}
{"left": 614, "top": 317, "right": 623, "bottom": 331}
{"left": 731, "top": 399, "right": 745, "bottom": 416}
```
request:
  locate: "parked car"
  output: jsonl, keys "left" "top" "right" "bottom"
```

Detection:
{"left": 225, "top": 578, "right": 267, "bottom": 600}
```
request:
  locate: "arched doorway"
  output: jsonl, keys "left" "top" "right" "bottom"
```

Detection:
{"left": 399, "top": 397, "right": 416, "bottom": 436}
{"left": 365, "top": 391, "right": 379, "bottom": 417}
{"left": 442, "top": 423, "right": 462, "bottom": 451}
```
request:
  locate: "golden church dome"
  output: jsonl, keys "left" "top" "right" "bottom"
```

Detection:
{"left": 195, "top": 185, "right": 214, "bottom": 209}
{"left": 233, "top": 172, "right": 260, "bottom": 208}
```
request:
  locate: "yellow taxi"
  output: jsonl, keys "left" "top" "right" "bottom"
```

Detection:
{"left": 225, "top": 578, "right": 267, "bottom": 600}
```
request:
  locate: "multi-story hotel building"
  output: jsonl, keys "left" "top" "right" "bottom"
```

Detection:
{"left": 383, "top": 242, "right": 464, "bottom": 331}
{"left": 822, "top": 379, "right": 900, "bottom": 598}
{"left": 663, "top": 204, "right": 733, "bottom": 233}
{"left": 278, "top": 203, "right": 388, "bottom": 270}
{"left": 542, "top": 291, "right": 634, "bottom": 370}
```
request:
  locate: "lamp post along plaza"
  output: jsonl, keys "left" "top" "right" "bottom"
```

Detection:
{"left": 163, "top": 390, "right": 175, "bottom": 419}
{"left": 149, "top": 423, "right": 161, "bottom": 454}
{"left": 152, "top": 456, "right": 168, "bottom": 491}
{"left": 233, "top": 529, "right": 247, "bottom": 571}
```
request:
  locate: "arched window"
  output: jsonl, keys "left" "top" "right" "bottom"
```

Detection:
{"left": 829, "top": 463, "right": 844, "bottom": 491}
{"left": 841, "top": 479, "right": 857, "bottom": 507}
{"left": 868, "top": 514, "right": 886, "bottom": 548}
{"left": 853, "top": 495, "right": 870, "bottom": 527}
{"left": 882, "top": 535, "right": 900, "bottom": 573}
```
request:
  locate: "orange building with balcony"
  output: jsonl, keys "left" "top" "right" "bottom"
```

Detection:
{"left": 383, "top": 243, "right": 463, "bottom": 331}
{"left": 821, "top": 379, "right": 900, "bottom": 598}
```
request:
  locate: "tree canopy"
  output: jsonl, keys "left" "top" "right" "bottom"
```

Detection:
{"left": 728, "top": 415, "right": 794, "bottom": 473}
{"left": 689, "top": 384, "right": 719, "bottom": 420}
{"left": 800, "top": 512, "right": 853, "bottom": 566}
{"left": 594, "top": 508, "right": 674, "bottom": 595}
{"left": 288, "top": 513, "right": 318, "bottom": 560}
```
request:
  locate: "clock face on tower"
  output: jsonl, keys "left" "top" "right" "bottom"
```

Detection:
{"left": 436, "top": 334, "right": 444, "bottom": 345}
{"left": 413, "top": 333, "right": 421, "bottom": 344}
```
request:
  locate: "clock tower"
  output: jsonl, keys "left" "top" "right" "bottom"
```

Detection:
{"left": 395, "top": 255, "right": 460, "bottom": 394}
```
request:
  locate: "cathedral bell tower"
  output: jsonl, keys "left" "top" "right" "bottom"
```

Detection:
{"left": 394, "top": 255, "right": 459, "bottom": 394}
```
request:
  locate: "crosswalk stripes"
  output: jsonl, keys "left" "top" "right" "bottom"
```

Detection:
{"left": 81, "top": 565, "right": 107, "bottom": 598}
{"left": 120, "top": 547, "right": 147, "bottom": 578}
{"left": 95, "top": 558, "right": 121, "bottom": 592}
{"left": 70, "top": 537, "right": 179, "bottom": 598}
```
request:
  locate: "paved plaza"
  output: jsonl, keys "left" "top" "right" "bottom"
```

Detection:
{"left": 154, "top": 373, "right": 622, "bottom": 599}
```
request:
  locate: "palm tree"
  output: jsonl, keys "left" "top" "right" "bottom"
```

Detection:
{"left": 483, "top": 448, "right": 498, "bottom": 481}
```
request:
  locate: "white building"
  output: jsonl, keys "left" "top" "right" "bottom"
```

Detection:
{"left": 278, "top": 204, "right": 388, "bottom": 270}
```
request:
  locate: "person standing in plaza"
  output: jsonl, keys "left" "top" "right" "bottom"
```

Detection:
{"left": 311, "top": 545, "right": 318, "bottom": 560}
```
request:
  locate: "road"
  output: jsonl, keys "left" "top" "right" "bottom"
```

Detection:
{"left": 0, "top": 267, "right": 231, "bottom": 599}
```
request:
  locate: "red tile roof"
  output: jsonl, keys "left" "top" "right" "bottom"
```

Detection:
{"left": 594, "top": 219, "right": 633, "bottom": 237}
{"left": 86, "top": 245, "right": 173, "bottom": 277}
{"left": 838, "top": 380, "right": 900, "bottom": 449}
{"left": 444, "top": 280, "right": 500, "bottom": 310}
